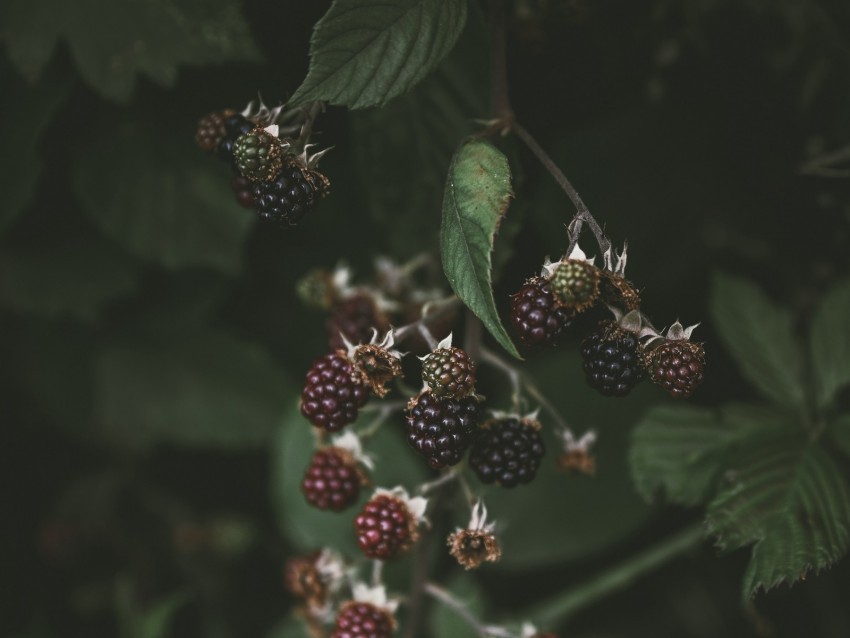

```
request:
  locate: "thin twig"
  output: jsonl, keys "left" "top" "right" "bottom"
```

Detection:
{"left": 393, "top": 296, "right": 461, "bottom": 343}
{"left": 418, "top": 467, "right": 462, "bottom": 496}
{"left": 424, "top": 583, "right": 515, "bottom": 638}
{"left": 480, "top": 348, "right": 522, "bottom": 411}
{"left": 371, "top": 560, "right": 384, "bottom": 587}
{"left": 297, "top": 100, "right": 325, "bottom": 148}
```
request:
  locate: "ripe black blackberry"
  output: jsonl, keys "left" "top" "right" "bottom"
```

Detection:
{"left": 469, "top": 417, "right": 546, "bottom": 488}
{"left": 581, "top": 322, "right": 645, "bottom": 397}
{"left": 215, "top": 114, "right": 254, "bottom": 166}
{"left": 231, "top": 176, "right": 256, "bottom": 208}
{"left": 405, "top": 391, "right": 480, "bottom": 469}
{"left": 301, "top": 448, "right": 365, "bottom": 511}
{"left": 328, "top": 294, "right": 388, "bottom": 351}
{"left": 644, "top": 340, "right": 705, "bottom": 398}
{"left": 301, "top": 352, "right": 369, "bottom": 432}
{"left": 195, "top": 109, "right": 235, "bottom": 152}
{"left": 355, "top": 493, "right": 416, "bottom": 559}
{"left": 331, "top": 601, "right": 396, "bottom": 638}
{"left": 251, "top": 159, "right": 329, "bottom": 226}
{"left": 510, "top": 277, "right": 571, "bottom": 347}
{"left": 421, "top": 346, "right": 475, "bottom": 399}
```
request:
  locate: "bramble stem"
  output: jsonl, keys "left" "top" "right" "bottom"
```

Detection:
{"left": 417, "top": 467, "right": 462, "bottom": 495}
{"left": 480, "top": 348, "right": 522, "bottom": 411}
{"left": 424, "top": 583, "right": 515, "bottom": 638}
{"left": 393, "top": 296, "right": 460, "bottom": 343}
{"left": 527, "top": 523, "right": 704, "bottom": 626}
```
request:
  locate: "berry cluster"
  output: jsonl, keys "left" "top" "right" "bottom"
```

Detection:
{"left": 511, "top": 243, "right": 705, "bottom": 398}
{"left": 195, "top": 102, "right": 329, "bottom": 227}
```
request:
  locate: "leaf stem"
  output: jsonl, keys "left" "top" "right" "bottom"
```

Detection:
{"left": 527, "top": 523, "right": 705, "bottom": 627}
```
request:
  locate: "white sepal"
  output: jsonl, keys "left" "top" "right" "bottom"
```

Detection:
{"left": 331, "top": 431, "right": 375, "bottom": 470}
{"left": 465, "top": 499, "right": 497, "bottom": 533}
{"left": 314, "top": 548, "right": 347, "bottom": 595}
{"left": 351, "top": 583, "right": 399, "bottom": 614}
{"left": 520, "top": 622, "right": 540, "bottom": 638}
{"left": 561, "top": 428, "right": 597, "bottom": 453}
{"left": 263, "top": 124, "right": 279, "bottom": 138}
{"left": 566, "top": 242, "right": 595, "bottom": 264}
{"left": 666, "top": 320, "right": 699, "bottom": 341}
{"left": 437, "top": 333, "right": 453, "bottom": 350}
{"left": 374, "top": 486, "right": 429, "bottom": 525}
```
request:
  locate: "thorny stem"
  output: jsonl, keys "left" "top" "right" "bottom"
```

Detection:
{"left": 512, "top": 123, "right": 612, "bottom": 258}
{"left": 424, "top": 583, "right": 515, "bottom": 638}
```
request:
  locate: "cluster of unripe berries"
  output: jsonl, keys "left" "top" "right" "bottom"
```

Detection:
{"left": 195, "top": 103, "right": 329, "bottom": 226}
{"left": 510, "top": 244, "right": 705, "bottom": 398}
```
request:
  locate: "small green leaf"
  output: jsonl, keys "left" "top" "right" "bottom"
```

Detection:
{"left": 0, "top": 230, "right": 139, "bottom": 323}
{"left": 290, "top": 0, "right": 467, "bottom": 109}
{"left": 272, "top": 402, "right": 428, "bottom": 551}
{"left": 710, "top": 273, "right": 806, "bottom": 409}
{"left": 95, "top": 330, "right": 290, "bottom": 449}
{"left": 74, "top": 123, "right": 254, "bottom": 275}
{"left": 810, "top": 278, "right": 850, "bottom": 407}
{"left": 706, "top": 434, "right": 850, "bottom": 598}
{"left": 0, "top": 61, "right": 70, "bottom": 233}
{"left": 630, "top": 403, "right": 777, "bottom": 507}
{"left": 441, "top": 139, "right": 518, "bottom": 358}
{"left": 2, "top": 0, "right": 260, "bottom": 102}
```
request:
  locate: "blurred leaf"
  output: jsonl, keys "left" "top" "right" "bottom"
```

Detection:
{"left": 349, "top": 13, "right": 487, "bottom": 253}
{"left": 0, "top": 62, "right": 70, "bottom": 233}
{"left": 441, "top": 139, "right": 519, "bottom": 359}
{"left": 266, "top": 617, "right": 312, "bottom": 638}
{"left": 272, "top": 401, "right": 428, "bottom": 551}
{"left": 0, "top": 231, "right": 139, "bottom": 323}
{"left": 431, "top": 574, "right": 486, "bottom": 638}
{"left": 290, "top": 0, "right": 467, "bottom": 109}
{"left": 484, "top": 349, "right": 653, "bottom": 569}
{"left": 630, "top": 403, "right": 782, "bottom": 507}
{"left": 710, "top": 272, "right": 806, "bottom": 409}
{"left": 95, "top": 330, "right": 290, "bottom": 449}
{"left": 810, "top": 278, "right": 850, "bottom": 408}
{"left": 706, "top": 433, "right": 850, "bottom": 597}
{"left": 1, "top": 0, "right": 259, "bottom": 102}
{"left": 115, "top": 582, "right": 188, "bottom": 638}
{"left": 829, "top": 414, "right": 850, "bottom": 461}
{"left": 74, "top": 123, "right": 254, "bottom": 275}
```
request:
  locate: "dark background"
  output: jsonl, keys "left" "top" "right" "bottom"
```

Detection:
{"left": 2, "top": 0, "right": 850, "bottom": 636}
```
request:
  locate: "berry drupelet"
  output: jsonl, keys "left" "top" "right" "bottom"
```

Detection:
{"left": 301, "top": 447, "right": 366, "bottom": 511}
{"left": 420, "top": 346, "right": 476, "bottom": 399}
{"left": 510, "top": 277, "right": 572, "bottom": 347}
{"left": 301, "top": 352, "right": 370, "bottom": 432}
{"left": 252, "top": 158, "right": 329, "bottom": 227}
{"left": 355, "top": 493, "right": 417, "bottom": 560}
{"left": 328, "top": 293, "right": 388, "bottom": 351}
{"left": 405, "top": 391, "right": 480, "bottom": 469}
{"left": 644, "top": 338, "right": 705, "bottom": 398}
{"left": 215, "top": 114, "right": 254, "bottom": 167}
{"left": 469, "top": 417, "right": 546, "bottom": 488}
{"left": 580, "top": 322, "right": 646, "bottom": 397}
{"left": 331, "top": 601, "right": 396, "bottom": 638}
{"left": 195, "top": 109, "right": 236, "bottom": 153}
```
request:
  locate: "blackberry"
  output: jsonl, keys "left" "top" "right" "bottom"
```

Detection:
{"left": 510, "top": 277, "right": 571, "bottom": 347}
{"left": 405, "top": 391, "right": 480, "bottom": 469}
{"left": 581, "top": 322, "right": 645, "bottom": 397}
{"left": 644, "top": 340, "right": 705, "bottom": 398}
{"left": 301, "top": 448, "right": 365, "bottom": 511}
{"left": 469, "top": 418, "right": 546, "bottom": 488}
{"left": 231, "top": 176, "right": 256, "bottom": 209}
{"left": 215, "top": 114, "right": 254, "bottom": 166}
{"left": 301, "top": 352, "right": 370, "bottom": 432}
{"left": 252, "top": 160, "right": 328, "bottom": 227}
{"left": 328, "top": 294, "right": 388, "bottom": 351}
{"left": 331, "top": 601, "right": 395, "bottom": 638}
{"left": 421, "top": 347, "right": 475, "bottom": 399}
{"left": 195, "top": 109, "right": 235, "bottom": 152}
{"left": 355, "top": 494, "right": 416, "bottom": 560}
{"left": 232, "top": 128, "right": 283, "bottom": 181}
{"left": 549, "top": 259, "right": 600, "bottom": 312}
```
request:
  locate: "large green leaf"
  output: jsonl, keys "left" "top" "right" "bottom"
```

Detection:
{"left": 74, "top": 123, "right": 254, "bottom": 275}
{"left": 810, "top": 278, "right": 850, "bottom": 408}
{"left": 1, "top": 0, "right": 259, "bottom": 102}
{"left": 0, "top": 62, "right": 70, "bottom": 233}
{"left": 289, "top": 0, "right": 467, "bottom": 109}
{"left": 0, "top": 231, "right": 139, "bottom": 323}
{"left": 710, "top": 273, "right": 806, "bottom": 409}
{"left": 272, "top": 402, "right": 428, "bottom": 552}
{"left": 95, "top": 330, "right": 290, "bottom": 449}
{"left": 706, "top": 434, "right": 850, "bottom": 597}
{"left": 441, "top": 139, "right": 518, "bottom": 358}
{"left": 630, "top": 403, "right": 781, "bottom": 507}
{"left": 349, "top": 11, "right": 487, "bottom": 254}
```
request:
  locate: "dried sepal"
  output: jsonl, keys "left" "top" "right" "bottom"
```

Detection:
{"left": 344, "top": 329, "right": 405, "bottom": 397}
{"left": 447, "top": 500, "right": 501, "bottom": 570}
{"left": 557, "top": 429, "right": 597, "bottom": 476}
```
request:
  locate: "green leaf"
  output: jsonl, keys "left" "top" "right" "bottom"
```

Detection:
{"left": 706, "top": 434, "right": 850, "bottom": 597}
{"left": 810, "top": 278, "right": 850, "bottom": 407}
{"left": 630, "top": 403, "right": 781, "bottom": 507}
{"left": 0, "top": 230, "right": 139, "bottom": 323}
{"left": 441, "top": 139, "right": 518, "bottom": 358}
{"left": 710, "top": 272, "right": 806, "bottom": 409}
{"left": 289, "top": 0, "right": 467, "bottom": 109}
{"left": 272, "top": 402, "right": 428, "bottom": 551}
{"left": 95, "top": 330, "right": 290, "bottom": 449}
{"left": 1, "top": 0, "right": 260, "bottom": 102}
{"left": 349, "top": 10, "right": 487, "bottom": 254}
{"left": 74, "top": 123, "right": 254, "bottom": 275}
{"left": 0, "top": 61, "right": 70, "bottom": 233}
{"left": 828, "top": 414, "right": 850, "bottom": 461}
{"left": 266, "top": 618, "right": 312, "bottom": 638}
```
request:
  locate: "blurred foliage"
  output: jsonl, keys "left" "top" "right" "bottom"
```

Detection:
{"left": 3, "top": 0, "right": 850, "bottom": 637}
